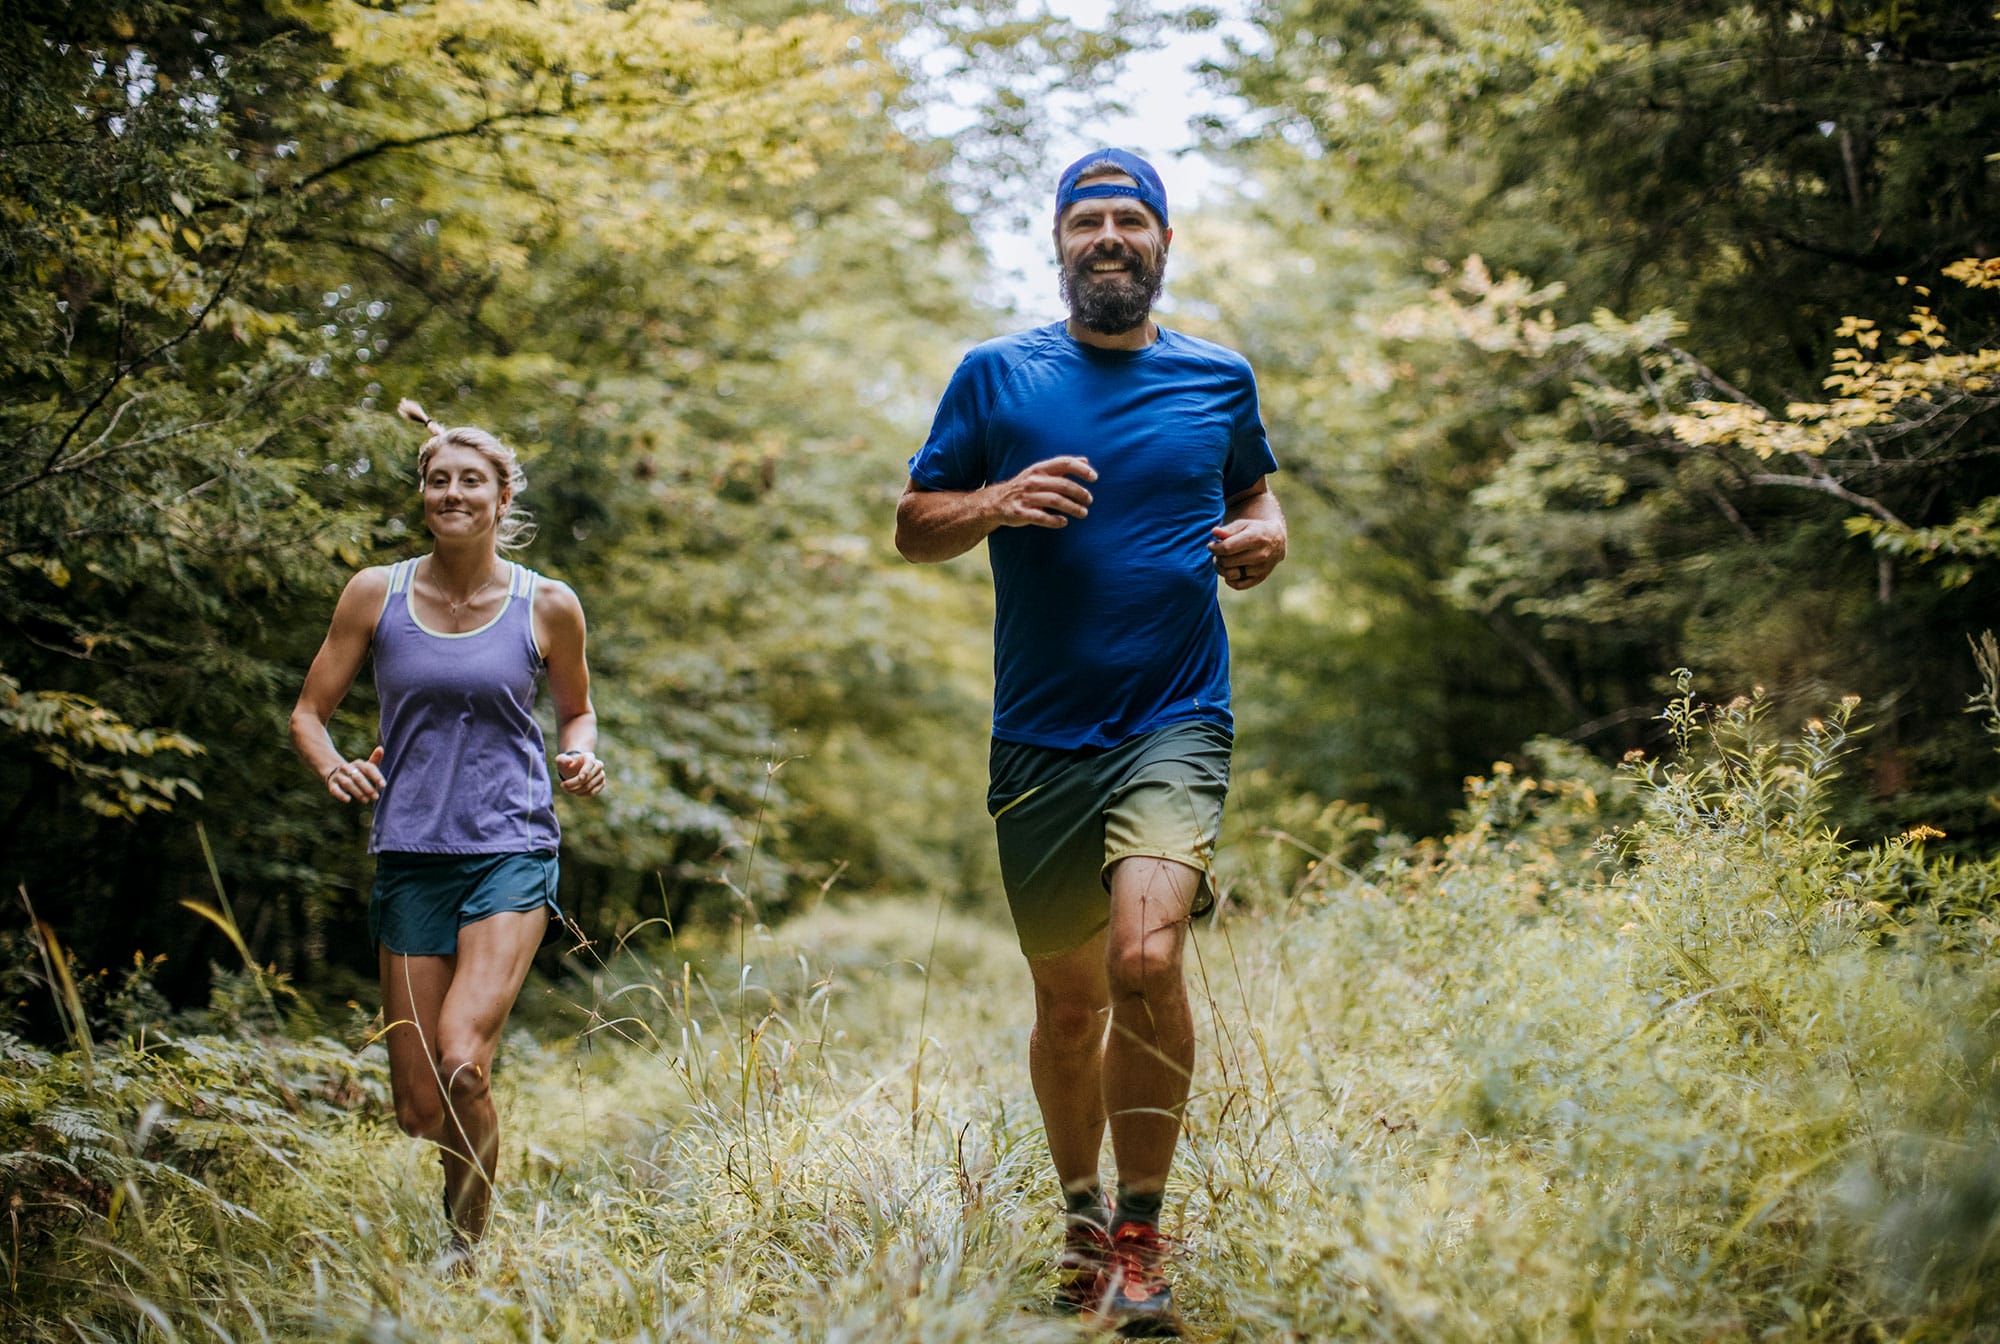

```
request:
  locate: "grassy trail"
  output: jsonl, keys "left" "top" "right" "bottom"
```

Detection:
{"left": 14, "top": 713, "right": 2000, "bottom": 1340}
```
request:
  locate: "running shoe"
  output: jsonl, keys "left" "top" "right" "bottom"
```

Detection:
{"left": 1053, "top": 1202, "right": 1113, "bottom": 1315}
{"left": 1098, "top": 1219, "right": 1181, "bottom": 1338}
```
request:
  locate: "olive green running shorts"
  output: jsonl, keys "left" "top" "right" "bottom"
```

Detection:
{"left": 987, "top": 719, "right": 1231, "bottom": 960}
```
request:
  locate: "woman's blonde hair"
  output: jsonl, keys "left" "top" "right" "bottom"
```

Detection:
{"left": 397, "top": 398, "right": 536, "bottom": 551}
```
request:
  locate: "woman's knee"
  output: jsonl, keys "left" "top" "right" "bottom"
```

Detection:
{"left": 394, "top": 1091, "right": 445, "bottom": 1141}
{"left": 438, "top": 1049, "right": 493, "bottom": 1107}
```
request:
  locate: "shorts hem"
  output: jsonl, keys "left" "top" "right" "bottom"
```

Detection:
{"left": 1099, "top": 846, "right": 1213, "bottom": 883}
{"left": 1019, "top": 916, "right": 1111, "bottom": 962}
{"left": 376, "top": 938, "right": 459, "bottom": 958}
{"left": 374, "top": 893, "right": 558, "bottom": 958}
{"left": 457, "top": 897, "right": 559, "bottom": 930}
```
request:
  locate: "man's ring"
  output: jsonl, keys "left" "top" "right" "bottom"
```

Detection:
{"left": 1233, "top": 566, "right": 1247, "bottom": 581}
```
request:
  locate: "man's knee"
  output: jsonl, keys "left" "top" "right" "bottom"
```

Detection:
{"left": 1035, "top": 1000, "right": 1106, "bottom": 1050}
{"left": 1106, "top": 929, "right": 1185, "bottom": 1001}
{"left": 1032, "top": 971, "right": 1108, "bottom": 1047}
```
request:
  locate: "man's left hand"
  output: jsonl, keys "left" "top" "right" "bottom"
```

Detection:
{"left": 1209, "top": 518, "right": 1286, "bottom": 590}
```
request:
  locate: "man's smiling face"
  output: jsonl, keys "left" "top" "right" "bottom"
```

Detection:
{"left": 1055, "top": 171, "right": 1171, "bottom": 335}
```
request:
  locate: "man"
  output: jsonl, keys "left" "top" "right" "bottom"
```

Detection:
{"left": 894, "top": 148, "right": 1285, "bottom": 1336}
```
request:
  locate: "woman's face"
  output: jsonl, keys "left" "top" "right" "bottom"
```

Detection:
{"left": 422, "top": 443, "right": 508, "bottom": 541}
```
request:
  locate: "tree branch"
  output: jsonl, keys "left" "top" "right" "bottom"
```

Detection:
{"left": 1657, "top": 342, "right": 1766, "bottom": 412}
{"left": 1745, "top": 470, "right": 1909, "bottom": 526}
{"left": 275, "top": 105, "right": 564, "bottom": 199}
{"left": 18, "top": 211, "right": 260, "bottom": 479}
{"left": 1481, "top": 607, "right": 1589, "bottom": 724}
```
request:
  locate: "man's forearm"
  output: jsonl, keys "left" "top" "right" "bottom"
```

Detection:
{"left": 896, "top": 485, "right": 1000, "bottom": 563}
{"left": 1222, "top": 482, "right": 1284, "bottom": 532}
{"left": 896, "top": 457, "right": 1097, "bottom": 562}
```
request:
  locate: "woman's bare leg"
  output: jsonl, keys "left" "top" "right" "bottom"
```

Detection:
{"left": 432, "top": 907, "right": 547, "bottom": 1240}
{"left": 377, "top": 907, "right": 546, "bottom": 1244}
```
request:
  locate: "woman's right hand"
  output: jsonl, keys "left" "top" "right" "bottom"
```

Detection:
{"left": 325, "top": 746, "right": 386, "bottom": 803}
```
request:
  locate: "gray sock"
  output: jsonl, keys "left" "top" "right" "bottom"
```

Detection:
{"left": 1112, "top": 1186, "right": 1164, "bottom": 1229}
{"left": 1064, "top": 1183, "right": 1108, "bottom": 1226}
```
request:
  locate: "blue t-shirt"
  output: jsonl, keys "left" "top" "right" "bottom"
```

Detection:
{"left": 908, "top": 322, "right": 1278, "bottom": 750}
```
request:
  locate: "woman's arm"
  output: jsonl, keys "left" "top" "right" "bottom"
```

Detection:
{"left": 534, "top": 578, "right": 606, "bottom": 797}
{"left": 290, "top": 567, "right": 392, "bottom": 802}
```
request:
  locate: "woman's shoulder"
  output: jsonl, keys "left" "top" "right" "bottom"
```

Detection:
{"left": 345, "top": 562, "right": 398, "bottom": 594}
{"left": 524, "top": 568, "right": 587, "bottom": 647}
{"left": 322, "top": 562, "right": 400, "bottom": 638}
{"left": 524, "top": 567, "right": 581, "bottom": 611}
{"left": 332, "top": 562, "right": 397, "bottom": 612}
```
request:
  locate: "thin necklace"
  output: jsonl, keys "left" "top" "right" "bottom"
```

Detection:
{"left": 430, "top": 559, "right": 500, "bottom": 619}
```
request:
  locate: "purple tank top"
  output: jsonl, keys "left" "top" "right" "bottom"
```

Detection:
{"left": 368, "top": 558, "right": 560, "bottom": 854}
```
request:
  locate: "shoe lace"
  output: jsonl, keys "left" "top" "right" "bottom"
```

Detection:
{"left": 1109, "top": 1220, "right": 1170, "bottom": 1296}
{"left": 1062, "top": 1216, "right": 1110, "bottom": 1267}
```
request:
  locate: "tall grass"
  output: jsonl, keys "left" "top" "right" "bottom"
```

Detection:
{"left": 9, "top": 679, "right": 2000, "bottom": 1340}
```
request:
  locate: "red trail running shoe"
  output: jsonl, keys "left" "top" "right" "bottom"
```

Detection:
{"left": 1097, "top": 1219, "right": 1180, "bottom": 1338}
{"left": 1054, "top": 1206, "right": 1112, "bottom": 1315}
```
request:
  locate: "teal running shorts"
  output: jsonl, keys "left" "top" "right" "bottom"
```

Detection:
{"left": 369, "top": 851, "right": 563, "bottom": 956}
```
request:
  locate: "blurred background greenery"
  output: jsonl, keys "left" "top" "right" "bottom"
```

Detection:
{"left": 3, "top": 0, "right": 1995, "bottom": 1005}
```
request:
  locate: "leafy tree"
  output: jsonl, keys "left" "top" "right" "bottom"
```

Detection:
{"left": 0, "top": 0, "right": 1086, "bottom": 997}
{"left": 1198, "top": 0, "right": 2000, "bottom": 838}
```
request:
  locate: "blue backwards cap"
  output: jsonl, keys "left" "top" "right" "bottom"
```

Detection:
{"left": 1054, "top": 148, "right": 1168, "bottom": 229}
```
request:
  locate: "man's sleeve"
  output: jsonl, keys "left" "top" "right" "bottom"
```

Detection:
{"left": 1221, "top": 360, "right": 1279, "bottom": 499}
{"left": 907, "top": 349, "right": 995, "bottom": 492}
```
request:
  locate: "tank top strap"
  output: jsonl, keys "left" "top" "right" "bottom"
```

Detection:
{"left": 509, "top": 562, "right": 545, "bottom": 662}
{"left": 375, "top": 558, "right": 416, "bottom": 635}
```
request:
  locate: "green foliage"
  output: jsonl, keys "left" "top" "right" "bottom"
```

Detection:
{"left": 0, "top": 668, "right": 202, "bottom": 817}
{"left": 0, "top": 953, "right": 389, "bottom": 1336}
{"left": 1239, "top": 681, "right": 2000, "bottom": 1338}
{"left": 0, "top": 0, "right": 1123, "bottom": 991}
{"left": 1196, "top": 0, "right": 2000, "bottom": 838}
{"left": 1393, "top": 257, "right": 2000, "bottom": 842}
{"left": 1229, "top": 0, "right": 1999, "bottom": 387}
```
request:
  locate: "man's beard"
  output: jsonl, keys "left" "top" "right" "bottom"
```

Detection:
{"left": 1059, "top": 246, "right": 1166, "bottom": 335}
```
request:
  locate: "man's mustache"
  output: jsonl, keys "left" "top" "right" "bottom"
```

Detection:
{"left": 1073, "top": 248, "right": 1146, "bottom": 274}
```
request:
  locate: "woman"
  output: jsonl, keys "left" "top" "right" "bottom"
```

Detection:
{"left": 290, "top": 398, "right": 605, "bottom": 1260}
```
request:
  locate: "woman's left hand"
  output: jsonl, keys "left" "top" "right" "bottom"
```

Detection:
{"left": 555, "top": 750, "right": 606, "bottom": 797}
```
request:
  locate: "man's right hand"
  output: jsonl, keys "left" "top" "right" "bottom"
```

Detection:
{"left": 989, "top": 456, "right": 1097, "bottom": 529}
{"left": 897, "top": 457, "right": 1098, "bottom": 563}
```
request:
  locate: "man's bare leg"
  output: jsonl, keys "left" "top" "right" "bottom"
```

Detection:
{"left": 1026, "top": 930, "right": 1112, "bottom": 1196}
{"left": 1102, "top": 856, "right": 1199, "bottom": 1202}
